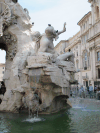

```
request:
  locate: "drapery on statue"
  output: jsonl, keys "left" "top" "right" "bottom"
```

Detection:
{"left": 32, "top": 22, "right": 74, "bottom": 63}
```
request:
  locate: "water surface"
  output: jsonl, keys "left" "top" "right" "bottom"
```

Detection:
{"left": 0, "top": 98, "right": 100, "bottom": 133}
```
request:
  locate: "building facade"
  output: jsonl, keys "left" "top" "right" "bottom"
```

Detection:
{"left": 0, "top": 63, "right": 5, "bottom": 82}
{"left": 55, "top": 40, "right": 69, "bottom": 54}
{"left": 55, "top": 0, "right": 100, "bottom": 88}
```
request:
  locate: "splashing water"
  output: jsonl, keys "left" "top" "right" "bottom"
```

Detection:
{"left": 72, "top": 106, "right": 86, "bottom": 109}
{"left": 23, "top": 117, "right": 42, "bottom": 123}
{"left": 82, "top": 109, "right": 100, "bottom": 112}
{"left": 29, "top": 101, "right": 32, "bottom": 118}
{"left": 23, "top": 113, "right": 45, "bottom": 123}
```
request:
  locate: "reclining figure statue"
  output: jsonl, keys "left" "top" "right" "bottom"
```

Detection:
{"left": 32, "top": 22, "right": 74, "bottom": 63}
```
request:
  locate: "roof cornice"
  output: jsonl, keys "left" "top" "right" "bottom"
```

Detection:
{"left": 77, "top": 11, "right": 91, "bottom": 25}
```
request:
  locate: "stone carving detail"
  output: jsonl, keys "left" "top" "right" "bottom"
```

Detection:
{"left": 32, "top": 31, "right": 42, "bottom": 53}
{"left": 24, "top": 8, "right": 31, "bottom": 19}
{"left": 2, "top": 31, "right": 17, "bottom": 60}
{"left": 3, "top": 31, "right": 17, "bottom": 44}
{"left": 0, "top": 2, "right": 17, "bottom": 36}
{"left": 24, "top": 8, "right": 29, "bottom": 15}
{"left": 0, "top": 2, "right": 11, "bottom": 36}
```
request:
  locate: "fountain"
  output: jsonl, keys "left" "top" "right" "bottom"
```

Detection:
{"left": 23, "top": 113, "right": 43, "bottom": 123}
{"left": 0, "top": 0, "right": 76, "bottom": 114}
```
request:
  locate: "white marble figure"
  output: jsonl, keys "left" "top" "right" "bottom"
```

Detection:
{"left": 38, "top": 23, "right": 66, "bottom": 54}
{"left": 32, "top": 22, "right": 74, "bottom": 62}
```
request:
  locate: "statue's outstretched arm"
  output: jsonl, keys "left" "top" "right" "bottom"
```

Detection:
{"left": 58, "top": 22, "right": 66, "bottom": 35}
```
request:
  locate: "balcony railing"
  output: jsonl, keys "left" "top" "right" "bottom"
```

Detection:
{"left": 82, "top": 76, "right": 89, "bottom": 80}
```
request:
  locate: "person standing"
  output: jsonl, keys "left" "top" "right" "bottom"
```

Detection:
{"left": 80, "top": 85, "right": 85, "bottom": 98}
{"left": 94, "top": 86, "right": 97, "bottom": 98}
{"left": 1, "top": 81, "right": 6, "bottom": 95}
{"left": 87, "top": 86, "right": 89, "bottom": 94}
{"left": 76, "top": 85, "right": 79, "bottom": 96}
{"left": 70, "top": 89, "right": 72, "bottom": 97}
{"left": 89, "top": 83, "right": 93, "bottom": 98}
{"left": 83, "top": 86, "right": 86, "bottom": 98}
{"left": 79, "top": 87, "right": 82, "bottom": 97}
{"left": 0, "top": 82, "right": 1, "bottom": 95}
{"left": 94, "top": 86, "right": 97, "bottom": 93}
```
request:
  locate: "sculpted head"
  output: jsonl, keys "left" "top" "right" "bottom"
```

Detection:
{"left": 45, "top": 24, "right": 57, "bottom": 37}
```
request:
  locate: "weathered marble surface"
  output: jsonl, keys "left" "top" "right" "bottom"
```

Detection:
{"left": 0, "top": 0, "right": 76, "bottom": 114}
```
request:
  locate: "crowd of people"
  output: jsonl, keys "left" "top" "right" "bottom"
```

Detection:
{"left": 70, "top": 83, "right": 99, "bottom": 99}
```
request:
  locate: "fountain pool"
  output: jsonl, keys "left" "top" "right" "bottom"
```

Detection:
{"left": 0, "top": 98, "right": 100, "bottom": 133}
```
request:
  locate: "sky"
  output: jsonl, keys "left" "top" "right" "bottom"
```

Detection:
{"left": 0, "top": 0, "right": 91, "bottom": 63}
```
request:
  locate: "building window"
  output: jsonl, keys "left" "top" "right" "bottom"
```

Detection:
{"left": 76, "top": 59, "right": 79, "bottom": 69}
{"left": 89, "top": 81, "right": 91, "bottom": 85}
{"left": 2, "top": 71, "right": 4, "bottom": 74}
{"left": 97, "top": 52, "right": 100, "bottom": 61}
{"left": 84, "top": 24, "right": 85, "bottom": 29}
{"left": 87, "top": 34, "right": 89, "bottom": 40}
{"left": 98, "top": 68, "right": 100, "bottom": 79}
{"left": 84, "top": 35, "right": 86, "bottom": 43}
{"left": 2, "top": 67, "right": 4, "bottom": 69}
{"left": 76, "top": 62, "right": 78, "bottom": 69}
{"left": 77, "top": 52, "right": 78, "bottom": 56}
{"left": 83, "top": 81, "right": 85, "bottom": 86}
{"left": 82, "top": 37, "right": 83, "bottom": 44}
{"left": 84, "top": 53, "right": 87, "bottom": 70}
{"left": 81, "top": 26, "right": 82, "bottom": 32}
{"left": 96, "top": 6, "right": 99, "bottom": 20}
{"left": 86, "top": 21, "right": 87, "bottom": 29}
{"left": 83, "top": 51, "right": 89, "bottom": 70}
{"left": 85, "top": 53, "right": 87, "bottom": 61}
{"left": 82, "top": 35, "right": 87, "bottom": 44}
{"left": 86, "top": 73, "right": 87, "bottom": 78}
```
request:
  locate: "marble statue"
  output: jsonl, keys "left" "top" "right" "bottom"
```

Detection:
{"left": 0, "top": 0, "right": 76, "bottom": 114}
{"left": 32, "top": 23, "right": 74, "bottom": 63}
{"left": 38, "top": 23, "right": 66, "bottom": 54}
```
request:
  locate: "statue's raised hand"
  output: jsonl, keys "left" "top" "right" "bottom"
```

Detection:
{"left": 63, "top": 22, "right": 66, "bottom": 32}
{"left": 57, "top": 22, "right": 66, "bottom": 35}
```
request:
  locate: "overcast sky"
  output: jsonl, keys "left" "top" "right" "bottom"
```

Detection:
{"left": 0, "top": 0, "right": 91, "bottom": 63}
